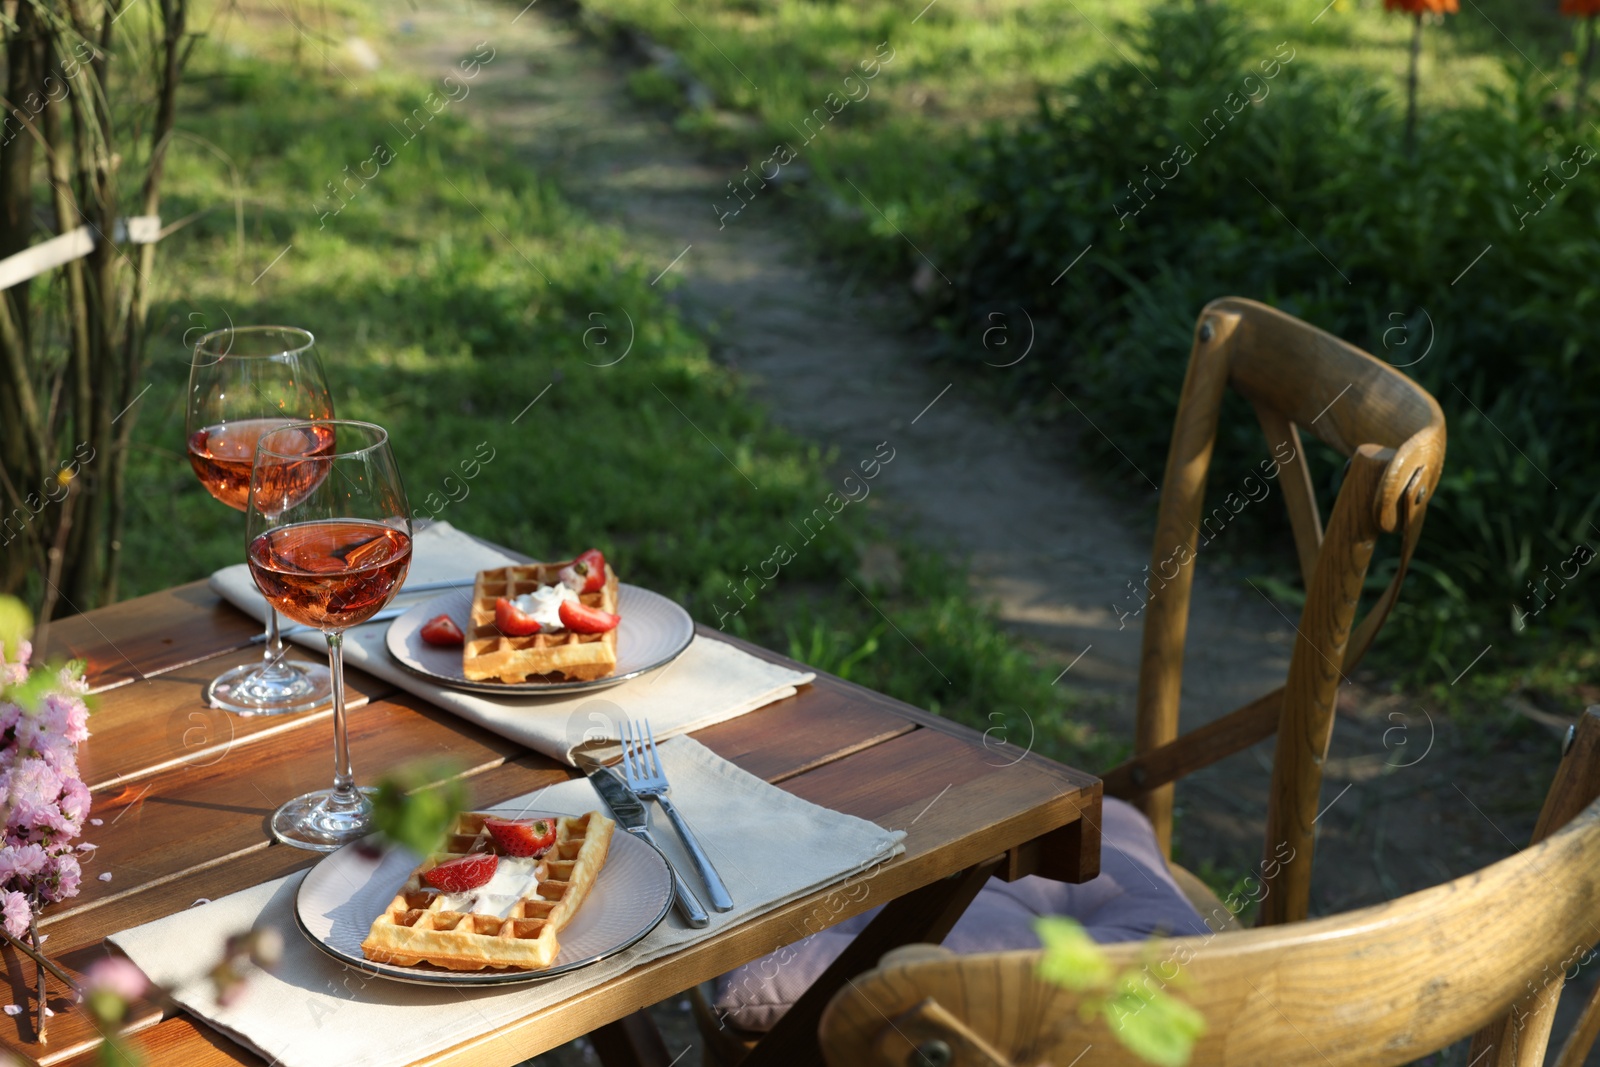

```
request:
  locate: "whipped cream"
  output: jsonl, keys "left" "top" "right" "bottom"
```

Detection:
{"left": 511, "top": 583, "right": 578, "bottom": 631}
{"left": 437, "top": 855, "right": 543, "bottom": 918}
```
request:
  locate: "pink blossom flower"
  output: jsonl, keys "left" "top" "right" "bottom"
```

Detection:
{"left": 43, "top": 853, "right": 79, "bottom": 902}
{"left": 37, "top": 694, "right": 88, "bottom": 746}
{"left": 2, "top": 892, "right": 30, "bottom": 938}
{"left": 0, "top": 655, "right": 91, "bottom": 919}
{"left": 84, "top": 956, "right": 148, "bottom": 1001}
{"left": 58, "top": 778, "right": 89, "bottom": 830}
{"left": 0, "top": 844, "right": 47, "bottom": 883}
{"left": 4, "top": 760, "right": 62, "bottom": 827}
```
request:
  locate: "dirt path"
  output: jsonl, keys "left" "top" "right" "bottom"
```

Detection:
{"left": 375, "top": 4, "right": 1570, "bottom": 1062}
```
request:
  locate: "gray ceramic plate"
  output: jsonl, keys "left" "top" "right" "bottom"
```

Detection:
{"left": 293, "top": 808, "right": 673, "bottom": 986}
{"left": 384, "top": 584, "right": 694, "bottom": 695}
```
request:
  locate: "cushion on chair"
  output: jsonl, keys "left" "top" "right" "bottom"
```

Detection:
{"left": 710, "top": 796, "right": 1212, "bottom": 1033}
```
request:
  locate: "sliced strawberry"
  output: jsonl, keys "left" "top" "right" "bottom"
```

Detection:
{"left": 485, "top": 817, "right": 557, "bottom": 857}
{"left": 559, "top": 599, "right": 620, "bottom": 634}
{"left": 576, "top": 549, "right": 608, "bottom": 592}
{"left": 422, "top": 853, "right": 497, "bottom": 893}
{"left": 560, "top": 549, "right": 608, "bottom": 594}
{"left": 420, "top": 614, "right": 464, "bottom": 646}
{"left": 495, "top": 597, "right": 541, "bottom": 637}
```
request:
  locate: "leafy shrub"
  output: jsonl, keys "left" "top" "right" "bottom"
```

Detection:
{"left": 947, "top": 1, "right": 1600, "bottom": 684}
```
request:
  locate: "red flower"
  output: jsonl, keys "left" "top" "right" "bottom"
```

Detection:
{"left": 1385, "top": 0, "right": 1459, "bottom": 12}
{"left": 1563, "top": 0, "right": 1600, "bottom": 15}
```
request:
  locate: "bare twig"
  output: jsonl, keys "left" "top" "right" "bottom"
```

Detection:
{"left": 1, "top": 926, "right": 83, "bottom": 999}
{"left": 29, "top": 913, "right": 46, "bottom": 1042}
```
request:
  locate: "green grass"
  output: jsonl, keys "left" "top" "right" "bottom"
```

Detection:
{"left": 577, "top": 0, "right": 1577, "bottom": 271}
{"left": 112, "top": 1, "right": 1120, "bottom": 770}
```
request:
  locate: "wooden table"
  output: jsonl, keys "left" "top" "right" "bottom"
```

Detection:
{"left": 11, "top": 580, "right": 1101, "bottom": 1067}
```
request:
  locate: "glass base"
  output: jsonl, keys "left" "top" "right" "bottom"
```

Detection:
{"left": 207, "top": 660, "right": 334, "bottom": 716}
{"left": 271, "top": 786, "right": 377, "bottom": 852}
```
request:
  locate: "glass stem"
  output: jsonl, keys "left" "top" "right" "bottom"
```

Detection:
{"left": 327, "top": 629, "right": 355, "bottom": 801}
{"left": 258, "top": 599, "right": 294, "bottom": 680}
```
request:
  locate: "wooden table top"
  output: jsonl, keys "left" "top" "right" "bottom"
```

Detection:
{"left": 10, "top": 580, "right": 1101, "bottom": 1067}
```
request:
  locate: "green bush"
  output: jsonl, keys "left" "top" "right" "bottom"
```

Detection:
{"left": 947, "top": 2, "right": 1600, "bottom": 685}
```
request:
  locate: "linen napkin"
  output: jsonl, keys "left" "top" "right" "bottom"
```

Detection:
{"left": 111, "top": 737, "right": 905, "bottom": 1067}
{"left": 209, "top": 522, "right": 813, "bottom": 764}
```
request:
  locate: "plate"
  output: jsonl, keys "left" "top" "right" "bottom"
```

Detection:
{"left": 294, "top": 808, "right": 673, "bottom": 986}
{"left": 385, "top": 584, "right": 695, "bottom": 695}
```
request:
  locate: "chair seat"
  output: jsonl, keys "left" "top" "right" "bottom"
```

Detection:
{"left": 711, "top": 797, "right": 1211, "bottom": 1032}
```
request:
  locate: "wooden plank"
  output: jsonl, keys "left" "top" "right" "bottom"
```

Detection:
{"left": 37, "top": 584, "right": 260, "bottom": 691}
{"left": 79, "top": 649, "right": 391, "bottom": 792}
{"left": 778, "top": 725, "right": 1096, "bottom": 830}
{"left": 693, "top": 683, "right": 915, "bottom": 783}
{"left": 52, "top": 1016, "right": 265, "bottom": 1067}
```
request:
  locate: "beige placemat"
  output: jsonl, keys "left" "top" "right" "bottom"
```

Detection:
{"left": 209, "top": 523, "right": 813, "bottom": 764}
{"left": 111, "top": 737, "right": 904, "bottom": 1067}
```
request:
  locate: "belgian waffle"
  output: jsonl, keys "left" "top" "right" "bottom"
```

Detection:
{"left": 360, "top": 810, "right": 615, "bottom": 971}
{"left": 462, "top": 563, "right": 620, "bottom": 683}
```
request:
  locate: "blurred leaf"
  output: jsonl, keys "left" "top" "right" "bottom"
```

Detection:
{"left": 0, "top": 596, "right": 31, "bottom": 662}
{"left": 370, "top": 760, "right": 468, "bottom": 856}
{"left": 1106, "top": 976, "right": 1207, "bottom": 1067}
{"left": 1035, "top": 916, "right": 1112, "bottom": 991}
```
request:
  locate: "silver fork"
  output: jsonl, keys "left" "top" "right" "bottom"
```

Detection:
{"left": 621, "top": 720, "right": 735, "bottom": 911}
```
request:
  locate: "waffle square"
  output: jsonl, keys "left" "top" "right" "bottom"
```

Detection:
{"left": 361, "top": 810, "right": 615, "bottom": 971}
{"left": 462, "top": 563, "right": 620, "bottom": 683}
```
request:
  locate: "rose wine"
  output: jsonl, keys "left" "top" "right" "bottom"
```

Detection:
{"left": 248, "top": 520, "right": 412, "bottom": 631}
{"left": 189, "top": 419, "right": 336, "bottom": 512}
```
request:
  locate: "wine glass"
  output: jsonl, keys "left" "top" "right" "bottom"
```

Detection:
{"left": 246, "top": 420, "right": 412, "bottom": 851}
{"left": 187, "top": 326, "right": 337, "bottom": 715}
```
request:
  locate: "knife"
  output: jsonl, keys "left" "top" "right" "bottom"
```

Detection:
{"left": 577, "top": 753, "right": 710, "bottom": 928}
{"left": 252, "top": 578, "right": 477, "bottom": 643}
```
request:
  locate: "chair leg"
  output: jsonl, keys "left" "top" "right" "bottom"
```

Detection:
{"left": 591, "top": 1008, "right": 673, "bottom": 1067}
{"left": 738, "top": 855, "right": 1006, "bottom": 1067}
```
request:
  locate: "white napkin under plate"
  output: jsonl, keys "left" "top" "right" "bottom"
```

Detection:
{"left": 111, "top": 737, "right": 905, "bottom": 1067}
{"left": 208, "top": 522, "right": 813, "bottom": 764}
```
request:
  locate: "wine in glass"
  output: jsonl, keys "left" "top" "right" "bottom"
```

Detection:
{"left": 187, "top": 326, "right": 336, "bottom": 714}
{"left": 246, "top": 420, "right": 412, "bottom": 850}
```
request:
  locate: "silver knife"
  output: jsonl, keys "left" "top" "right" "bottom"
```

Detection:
{"left": 251, "top": 578, "right": 477, "bottom": 643}
{"left": 253, "top": 604, "right": 410, "bottom": 643}
{"left": 577, "top": 753, "right": 710, "bottom": 928}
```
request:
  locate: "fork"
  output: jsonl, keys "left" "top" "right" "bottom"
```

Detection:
{"left": 621, "top": 720, "right": 735, "bottom": 911}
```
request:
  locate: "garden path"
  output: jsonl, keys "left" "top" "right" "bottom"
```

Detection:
{"left": 379, "top": 4, "right": 1559, "bottom": 1062}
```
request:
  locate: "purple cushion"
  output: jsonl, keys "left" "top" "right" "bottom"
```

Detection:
{"left": 711, "top": 796, "right": 1211, "bottom": 1032}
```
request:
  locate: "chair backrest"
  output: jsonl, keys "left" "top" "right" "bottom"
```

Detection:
{"left": 821, "top": 709, "right": 1600, "bottom": 1067}
{"left": 1102, "top": 296, "right": 1446, "bottom": 925}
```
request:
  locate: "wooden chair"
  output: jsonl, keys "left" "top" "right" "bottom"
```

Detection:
{"left": 1102, "top": 296, "right": 1446, "bottom": 926}
{"left": 684, "top": 297, "right": 1445, "bottom": 1062}
{"left": 821, "top": 708, "right": 1600, "bottom": 1067}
